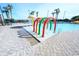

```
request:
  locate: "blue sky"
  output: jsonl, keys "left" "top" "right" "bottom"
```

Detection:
{"left": 0, "top": 3, "right": 79, "bottom": 20}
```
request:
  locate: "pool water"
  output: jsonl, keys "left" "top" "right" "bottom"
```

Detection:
{"left": 23, "top": 22, "right": 79, "bottom": 42}
{"left": 56, "top": 23, "right": 79, "bottom": 32}
{"left": 29, "top": 20, "right": 79, "bottom": 33}
{"left": 38, "top": 22, "right": 79, "bottom": 35}
{"left": 42, "top": 22, "right": 79, "bottom": 31}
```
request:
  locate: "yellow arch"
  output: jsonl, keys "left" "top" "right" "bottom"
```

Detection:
{"left": 28, "top": 16, "right": 35, "bottom": 26}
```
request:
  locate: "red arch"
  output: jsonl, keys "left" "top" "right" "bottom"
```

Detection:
{"left": 42, "top": 18, "right": 49, "bottom": 37}
{"left": 42, "top": 17, "right": 56, "bottom": 37}
{"left": 54, "top": 18, "right": 56, "bottom": 32}
{"left": 33, "top": 18, "right": 42, "bottom": 33}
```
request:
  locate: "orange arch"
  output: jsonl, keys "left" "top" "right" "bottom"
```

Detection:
{"left": 33, "top": 18, "right": 42, "bottom": 33}
{"left": 42, "top": 17, "right": 56, "bottom": 37}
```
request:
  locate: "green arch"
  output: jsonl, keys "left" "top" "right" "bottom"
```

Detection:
{"left": 38, "top": 17, "right": 47, "bottom": 35}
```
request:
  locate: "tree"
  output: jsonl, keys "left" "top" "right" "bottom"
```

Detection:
{"left": 7, "top": 4, "right": 13, "bottom": 19}
{"left": 71, "top": 15, "right": 79, "bottom": 20}
{"left": 71, "top": 15, "right": 79, "bottom": 22}
{"left": 36, "top": 11, "right": 38, "bottom": 17}
{"left": 30, "top": 11, "right": 35, "bottom": 15}
{"left": 3, "top": 6, "right": 9, "bottom": 19}
{"left": 0, "top": 6, "right": 5, "bottom": 25}
{"left": 51, "top": 12, "right": 55, "bottom": 17}
{"left": 2, "top": 4, "right": 13, "bottom": 19}
{"left": 54, "top": 8, "right": 60, "bottom": 19}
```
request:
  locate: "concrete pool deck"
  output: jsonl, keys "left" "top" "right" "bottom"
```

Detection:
{"left": 0, "top": 23, "right": 79, "bottom": 56}
{"left": 23, "top": 26, "right": 58, "bottom": 42}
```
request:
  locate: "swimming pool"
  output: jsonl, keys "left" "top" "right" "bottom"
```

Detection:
{"left": 23, "top": 22, "right": 79, "bottom": 42}
{"left": 38, "top": 22, "right": 79, "bottom": 34}
{"left": 56, "top": 23, "right": 79, "bottom": 32}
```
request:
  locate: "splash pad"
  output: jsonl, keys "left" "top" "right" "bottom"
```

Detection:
{"left": 23, "top": 17, "right": 58, "bottom": 42}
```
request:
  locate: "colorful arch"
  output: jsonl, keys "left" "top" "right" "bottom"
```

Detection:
{"left": 42, "top": 18, "right": 49, "bottom": 37}
{"left": 33, "top": 18, "right": 42, "bottom": 33}
{"left": 42, "top": 17, "right": 56, "bottom": 37}
{"left": 32, "top": 17, "right": 56, "bottom": 37}
{"left": 38, "top": 17, "right": 47, "bottom": 35}
{"left": 28, "top": 16, "right": 35, "bottom": 26}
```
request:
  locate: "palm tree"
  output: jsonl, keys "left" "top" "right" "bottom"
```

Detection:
{"left": 36, "top": 11, "right": 38, "bottom": 17}
{"left": 0, "top": 6, "right": 5, "bottom": 25}
{"left": 51, "top": 12, "right": 55, "bottom": 17}
{"left": 7, "top": 4, "right": 13, "bottom": 19}
{"left": 2, "top": 4, "right": 13, "bottom": 19}
{"left": 30, "top": 11, "right": 35, "bottom": 15}
{"left": 54, "top": 8, "right": 60, "bottom": 19}
{"left": 3, "top": 6, "right": 9, "bottom": 19}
